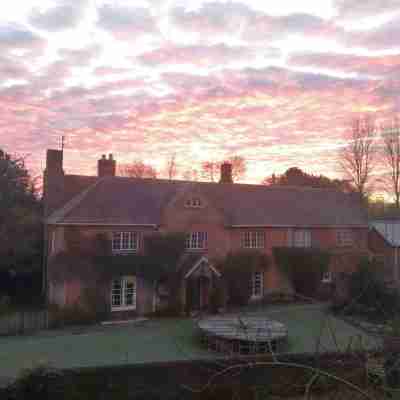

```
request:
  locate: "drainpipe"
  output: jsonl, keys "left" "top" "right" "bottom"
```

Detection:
{"left": 395, "top": 247, "right": 399, "bottom": 288}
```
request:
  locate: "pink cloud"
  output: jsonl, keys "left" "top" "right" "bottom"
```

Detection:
{"left": 289, "top": 51, "right": 400, "bottom": 77}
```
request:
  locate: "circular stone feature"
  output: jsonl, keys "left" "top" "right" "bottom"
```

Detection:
{"left": 197, "top": 315, "right": 288, "bottom": 354}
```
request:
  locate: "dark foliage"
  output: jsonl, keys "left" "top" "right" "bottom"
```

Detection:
{"left": 143, "top": 232, "right": 187, "bottom": 278}
{"left": 1, "top": 353, "right": 368, "bottom": 400}
{"left": 263, "top": 167, "right": 354, "bottom": 192}
{"left": 347, "top": 257, "right": 400, "bottom": 320}
{"left": 273, "top": 247, "right": 330, "bottom": 298}
{"left": 0, "top": 149, "right": 43, "bottom": 274}
{"left": 218, "top": 251, "right": 270, "bottom": 306}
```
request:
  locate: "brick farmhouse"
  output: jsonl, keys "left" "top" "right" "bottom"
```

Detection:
{"left": 43, "top": 149, "right": 369, "bottom": 317}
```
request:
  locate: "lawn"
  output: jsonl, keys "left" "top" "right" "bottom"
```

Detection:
{"left": 0, "top": 304, "right": 379, "bottom": 383}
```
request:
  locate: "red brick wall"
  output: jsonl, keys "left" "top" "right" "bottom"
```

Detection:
{"left": 49, "top": 219, "right": 369, "bottom": 308}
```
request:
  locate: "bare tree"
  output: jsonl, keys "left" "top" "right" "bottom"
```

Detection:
{"left": 164, "top": 154, "right": 178, "bottom": 180}
{"left": 201, "top": 161, "right": 219, "bottom": 182}
{"left": 382, "top": 118, "right": 400, "bottom": 208}
{"left": 201, "top": 156, "right": 247, "bottom": 182}
{"left": 225, "top": 155, "right": 246, "bottom": 182}
{"left": 118, "top": 161, "right": 158, "bottom": 179}
{"left": 339, "top": 116, "right": 377, "bottom": 200}
{"left": 182, "top": 168, "right": 199, "bottom": 181}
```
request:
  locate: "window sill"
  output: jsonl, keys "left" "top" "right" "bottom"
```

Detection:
{"left": 112, "top": 250, "right": 139, "bottom": 254}
{"left": 111, "top": 306, "right": 136, "bottom": 312}
{"left": 185, "top": 248, "right": 207, "bottom": 252}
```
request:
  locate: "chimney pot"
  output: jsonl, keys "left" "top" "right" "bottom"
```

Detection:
{"left": 98, "top": 154, "right": 116, "bottom": 177}
{"left": 220, "top": 162, "right": 233, "bottom": 184}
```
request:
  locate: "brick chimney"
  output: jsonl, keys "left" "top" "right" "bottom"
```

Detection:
{"left": 43, "top": 149, "right": 65, "bottom": 217}
{"left": 219, "top": 162, "right": 233, "bottom": 184}
{"left": 98, "top": 153, "right": 116, "bottom": 177}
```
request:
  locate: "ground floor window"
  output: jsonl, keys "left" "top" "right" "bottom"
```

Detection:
{"left": 111, "top": 276, "right": 137, "bottom": 311}
{"left": 251, "top": 271, "right": 263, "bottom": 298}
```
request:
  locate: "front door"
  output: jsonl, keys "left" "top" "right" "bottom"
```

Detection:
{"left": 199, "top": 276, "right": 211, "bottom": 310}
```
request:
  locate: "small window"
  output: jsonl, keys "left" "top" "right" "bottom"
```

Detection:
{"left": 185, "top": 198, "right": 202, "bottom": 208}
{"left": 242, "top": 231, "right": 265, "bottom": 249}
{"left": 112, "top": 232, "right": 139, "bottom": 252}
{"left": 322, "top": 271, "right": 332, "bottom": 283}
{"left": 251, "top": 271, "right": 263, "bottom": 298}
{"left": 336, "top": 230, "right": 353, "bottom": 247}
{"left": 293, "top": 229, "right": 311, "bottom": 248}
{"left": 111, "top": 276, "right": 136, "bottom": 311}
{"left": 185, "top": 232, "right": 207, "bottom": 250}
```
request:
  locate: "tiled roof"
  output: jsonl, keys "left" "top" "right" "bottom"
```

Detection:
{"left": 46, "top": 176, "right": 368, "bottom": 227}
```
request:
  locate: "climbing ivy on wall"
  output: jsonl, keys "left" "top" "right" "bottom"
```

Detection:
{"left": 217, "top": 250, "right": 271, "bottom": 306}
{"left": 273, "top": 247, "right": 331, "bottom": 298}
{"left": 51, "top": 231, "right": 187, "bottom": 283}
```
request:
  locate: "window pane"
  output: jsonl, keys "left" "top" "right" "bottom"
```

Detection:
{"left": 130, "top": 232, "right": 138, "bottom": 250}
{"left": 112, "top": 233, "right": 121, "bottom": 250}
{"left": 121, "top": 232, "right": 130, "bottom": 249}
{"left": 111, "top": 279, "right": 122, "bottom": 306}
{"left": 257, "top": 232, "right": 265, "bottom": 248}
{"left": 252, "top": 272, "right": 263, "bottom": 297}
{"left": 185, "top": 234, "right": 191, "bottom": 248}
{"left": 243, "top": 232, "right": 250, "bottom": 248}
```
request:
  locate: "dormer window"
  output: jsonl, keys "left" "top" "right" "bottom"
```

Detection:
{"left": 185, "top": 197, "right": 202, "bottom": 208}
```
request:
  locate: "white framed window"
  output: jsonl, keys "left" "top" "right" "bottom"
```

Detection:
{"left": 185, "top": 232, "right": 207, "bottom": 250}
{"left": 185, "top": 197, "right": 202, "bottom": 208}
{"left": 251, "top": 271, "right": 263, "bottom": 298}
{"left": 111, "top": 276, "right": 137, "bottom": 311}
{"left": 293, "top": 229, "right": 311, "bottom": 248}
{"left": 322, "top": 271, "right": 332, "bottom": 283}
{"left": 242, "top": 231, "right": 265, "bottom": 249}
{"left": 112, "top": 232, "right": 139, "bottom": 252}
{"left": 336, "top": 229, "right": 353, "bottom": 247}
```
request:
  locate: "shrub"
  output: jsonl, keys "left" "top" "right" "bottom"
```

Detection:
{"left": 5, "top": 365, "right": 65, "bottom": 400}
{"left": 348, "top": 257, "right": 400, "bottom": 320}
{"left": 218, "top": 251, "right": 270, "bottom": 307}
{"left": 0, "top": 295, "right": 13, "bottom": 317}
{"left": 273, "top": 247, "right": 330, "bottom": 298}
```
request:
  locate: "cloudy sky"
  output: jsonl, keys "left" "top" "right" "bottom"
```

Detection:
{"left": 1, "top": 0, "right": 400, "bottom": 182}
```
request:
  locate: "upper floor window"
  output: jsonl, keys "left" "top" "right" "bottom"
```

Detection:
{"left": 185, "top": 232, "right": 207, "bottom": 250}
{"left": 242, "top": 231, "right": 265, "bottom": 249}
{"left": 336, "top": 229, "right": 353, "bottom": 247}
{"left": 185, "top": 197, "right": 202, "bottom": 208}
{"left": 112, "top": 232, "right": 139, "bottom": 252}
{"left": 293, "top": 229, "right": 311, "bottom": 248}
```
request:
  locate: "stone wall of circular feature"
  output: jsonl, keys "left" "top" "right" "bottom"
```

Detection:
{"left": 197, "top": 315, "right": 288, "bottom": 354}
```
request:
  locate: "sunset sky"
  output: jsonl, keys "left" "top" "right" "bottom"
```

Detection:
{"left": 1, "top": 0, "right": 400, "bottom": 183}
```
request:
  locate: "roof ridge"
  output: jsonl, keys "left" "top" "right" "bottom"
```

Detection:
{"left": 66, "top": 174, "right": 354, "bottom": 194}
{"left": 45, "top": 177, "right": 103, "bottom": 224}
